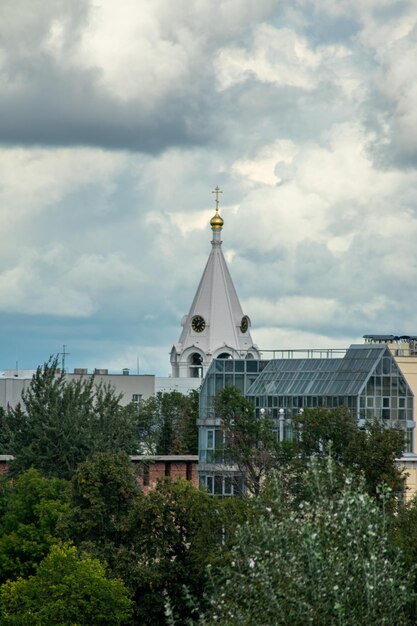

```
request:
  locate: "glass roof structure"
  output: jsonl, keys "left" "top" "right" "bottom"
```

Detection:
{"left": 198, "top": 344, "right": 415, "bottom": 496}
{"left": 246, "top": 345, "right": 388, "bottom": 398}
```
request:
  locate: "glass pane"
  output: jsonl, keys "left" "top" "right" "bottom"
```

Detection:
{"left": 215, "top": 430, "right": 223, "bottom": 448}
{"left": 214, "top": 476, "right": 223, "bottom": 495}
{"left": 405, "top": 429, "right": 413, "bottom": 453}
{"left": 246, "top": 361, "right": 257, "bottom": 372}
{"left": 366, "top": 378, "right": 375, "bottom": 394}
{"left": 207, "top": 430, "right": 214, "bottom": 449}
{"left": 225, "top": 360, "right": 234, "bottom": 372}
{"left": 215, "top": 374, "right": 224, "bottom": 394}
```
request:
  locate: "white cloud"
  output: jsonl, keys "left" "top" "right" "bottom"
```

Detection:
{"left": 71, "top": 0, "right": 277, "bottom": 103}
{"left": 233, "top": 140, "right": 297, "bottom": 186}
{"left": 215, "top": 22, "right": 356, "bottom": 98}
{"left": 0, "top": 147, "right": 128, "bottom": 230}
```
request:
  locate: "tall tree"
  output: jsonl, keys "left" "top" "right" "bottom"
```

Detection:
{"left": 66, "top": 452, "right": 141, "bottom": 567}
{"left": 137, "top": 390, "right": 199, "bottom": 455}
{"left": 3, "top": 358, "right": 142, "bottom": 479}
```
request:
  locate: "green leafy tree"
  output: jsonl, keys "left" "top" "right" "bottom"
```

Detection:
{"left": 128, "top": 478, "right": 226, "bottom": 625}
{"left": 215, "top": 387, "right": 296, "bottom": 496}
{"left": 4, "top": 358, "right": 142, "bottom": 479}
{"left": 199, "top": 462, "right": 415, "bottom": 626}
{"left": 0, "top": 468, "right": 70, "bottom": 583}
{"left": 138, "top": 390, "right": 199, "bottom": 454}
{"left": 343, "top": 419, "right": 405, "bottom": 497}
{"left": 66, "top": 452, "right": 141, "bottom": 567}
{"left": 294, "top": 405, "right": 357, "bottom": 460}
{"left": 395, "top": 494, "right": 417, "bottom": 568}
{"left": 66, "top": 451, "right": 255, "bottom": 625}
{"left": 294, "top": 408, "right": 405, "bottom": 499}
{"left": 394, "top": 494, "right": 417, "bottom": 617}
{"left": 0, "top": 406, "right": 11, "bottom": 452}
{"left": 0, "top": 543, "right": 133, "bottom": 625}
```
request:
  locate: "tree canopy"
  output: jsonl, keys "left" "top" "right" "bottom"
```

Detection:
{"left": 0, "top": 468, "right": 70, "bottom": 583}
{"left": 2, "top": 359, "right": 142, "bottom": 479}
{"left": 199, "top": 462, "right": 414, "bottom": 626}
{"left": 137, "top": 389, "right": 199, "bottom": 454}
{"left": 0, "top": 543, "right": 133, "bottom": 626}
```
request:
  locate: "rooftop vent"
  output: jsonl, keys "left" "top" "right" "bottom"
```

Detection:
{"left": 94, "top": 368, "right": 108, "bottom": 375}
{"left": 74, "top": 368, "right": 87, "bottom": 375}
{"left": 122, "top": 368, "right": 130, "bottom": 375}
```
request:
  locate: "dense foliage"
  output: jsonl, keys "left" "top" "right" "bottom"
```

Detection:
{"left": 1, "top": 359, "right": 140, "bottom": 479}
{"left": 0, "top": 543, "right": 133, "bottom": 625}
{"left": 138, "top": 390, "right": 199, "bottom": 454}
{"left": 0, "top": 468, "right": 70, "bottom": 583}
{"left": 0, "top": 373, "right": 415, "bottom": 624}
{"left": 199, "top": 462, "right": 414, "bottom": 626}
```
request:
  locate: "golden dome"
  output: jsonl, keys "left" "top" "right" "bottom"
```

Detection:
{"left": 210, "top": 208, "right": 224, "bottom": 230}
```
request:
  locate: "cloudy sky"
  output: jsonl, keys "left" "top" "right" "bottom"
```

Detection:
{"left": 1, "top": 0, "right": 417, "bottom": 375}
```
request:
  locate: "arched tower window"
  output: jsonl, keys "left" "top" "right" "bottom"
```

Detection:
{"left": 218, "top": 352, "right": 233, "bottom": 360}
{"left": 189, "top": 353, "right": 203, "bottom": 378}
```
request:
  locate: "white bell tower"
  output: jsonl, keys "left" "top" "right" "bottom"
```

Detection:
{"left": 170, "top": 187, "right": 260, "bottom": 378}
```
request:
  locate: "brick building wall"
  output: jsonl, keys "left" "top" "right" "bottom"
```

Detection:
{"left": 0, "top": 455, "right": 13, "bottom": 475}
{"left": 0, "top": 454, "right": 199, "bottom": 492}
{"left": 131, "top": 455, "right": 199, "bottom": 493}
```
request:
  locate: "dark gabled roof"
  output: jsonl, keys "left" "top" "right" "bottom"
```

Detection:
{"left": 246, "top": 344, "right": 388, "bottom": 397}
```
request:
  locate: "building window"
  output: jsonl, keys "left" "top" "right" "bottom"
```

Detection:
{"left": 165, "top": 462, "right": 171, "bottom": 477}
{"left": 143, "top": 463, "right": 150, "bottom": 486}
{"left": 201, "top": 474, "right": 238, "bottom": 496}
{"left": 405, "top": 429, "right": 413, "bottom": 453}
{"left": 132, "top": 393, "right": 142, "bottom": 404}
{"left": 186, "top": 462, "right": 192, "bottom": 481}
{"left": 206, "top": 475, "right": 213, "bottom": 494}
{"left": 189, "top": 353, "right": 203, "bottom": 378}
{"left": 224, "top": 476, "right": 232, "bottom": 495}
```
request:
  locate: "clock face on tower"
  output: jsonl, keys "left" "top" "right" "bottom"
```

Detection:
{"left": 240, "top": 316, "right": 249, "bottom": 333}
{"left": 192, "top": 315, "right": 206, "bottom": 333}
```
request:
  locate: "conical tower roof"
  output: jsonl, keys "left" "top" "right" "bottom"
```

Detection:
{"left": 171, "top": 188, "right": 259, "bottom": 378}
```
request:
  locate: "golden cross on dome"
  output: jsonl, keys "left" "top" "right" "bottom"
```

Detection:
{"left": 212, "top": 186, "right": 223, "bottom": 210}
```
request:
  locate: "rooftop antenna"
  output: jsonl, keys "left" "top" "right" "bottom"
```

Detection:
{"left": 59, "top": 344, "right": 71, "bottom": 373}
